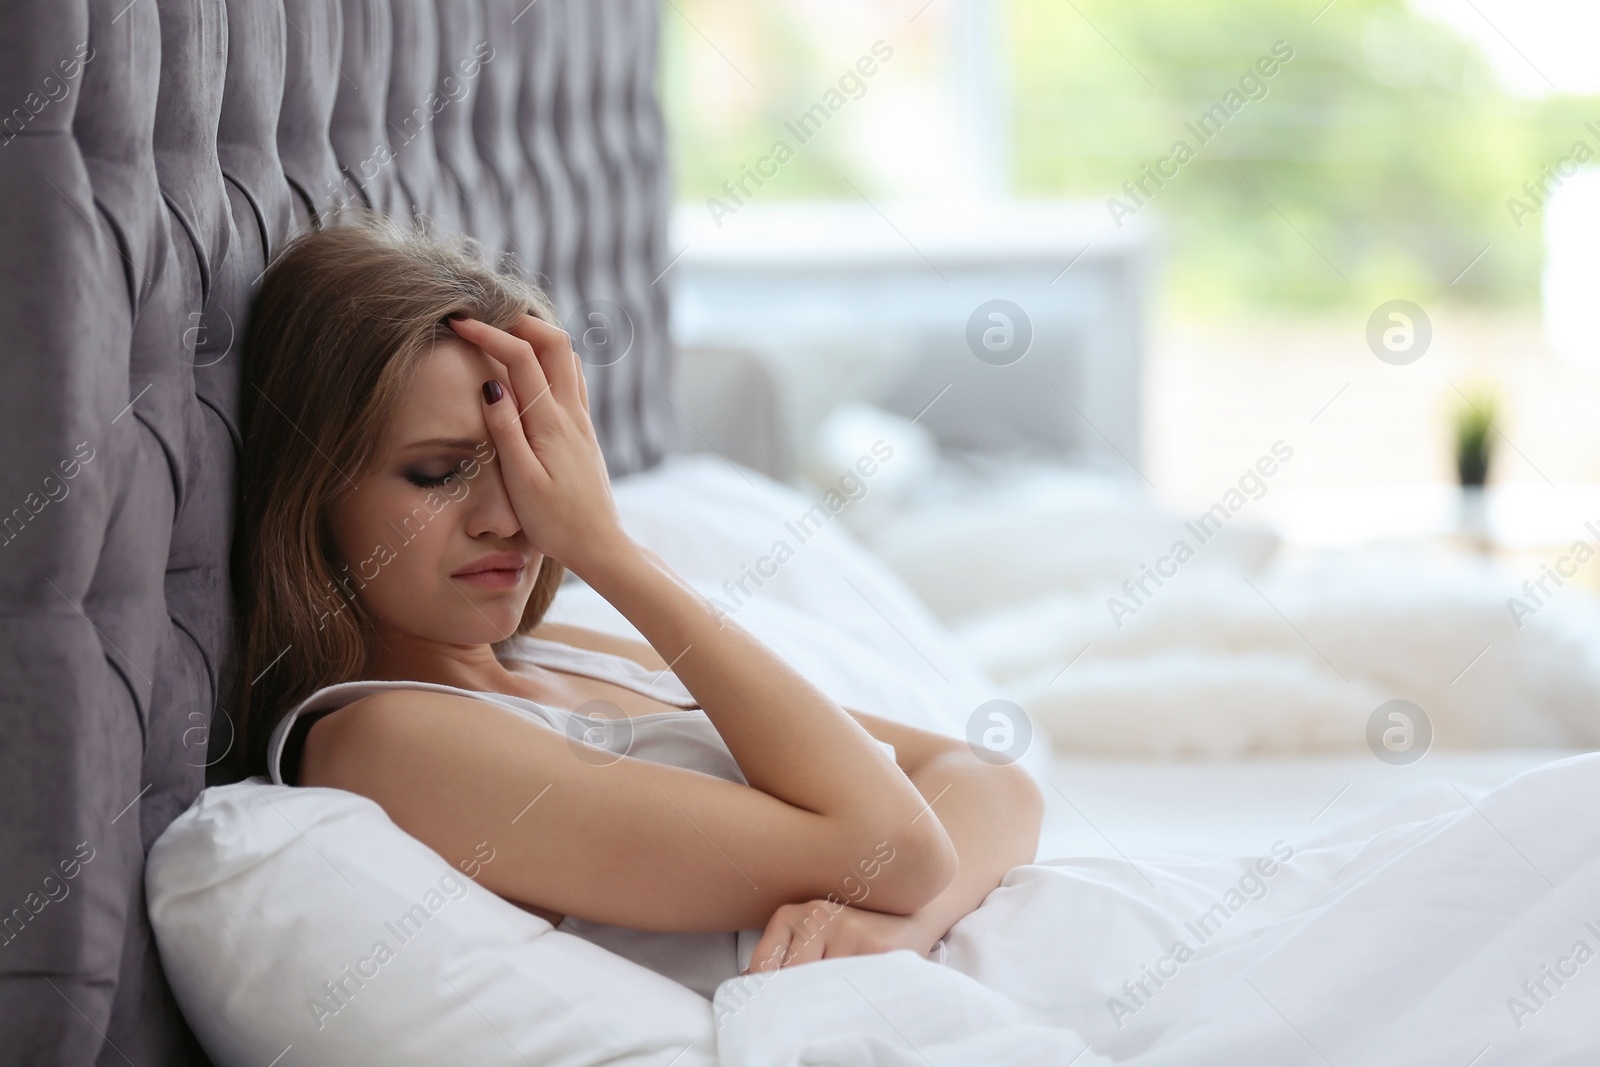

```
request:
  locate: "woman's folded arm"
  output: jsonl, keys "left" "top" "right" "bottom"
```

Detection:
{"left": 301, "top": 688, "right": 955, "bottom": 933}
{"left": 840, "top": 706, "right": 1044, "bottom": 937}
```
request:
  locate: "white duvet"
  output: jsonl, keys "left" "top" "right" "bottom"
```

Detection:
{"left": 713, "top": 750, "right": 1600, "bottom": 1066}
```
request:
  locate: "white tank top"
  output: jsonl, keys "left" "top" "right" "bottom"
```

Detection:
{"left": 264, "top": 634, "right": 898, "bottom": 999}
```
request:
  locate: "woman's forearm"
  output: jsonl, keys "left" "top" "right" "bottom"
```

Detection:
{"left": 893, "top": 751, "right": 1043, "bottom": 946}
{"left": 572, "top": 536, "right": 958, "bottom": 900}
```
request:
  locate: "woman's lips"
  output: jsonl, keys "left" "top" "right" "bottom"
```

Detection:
{"left": 453, "top": 565, "right": 524, "bottom": 590}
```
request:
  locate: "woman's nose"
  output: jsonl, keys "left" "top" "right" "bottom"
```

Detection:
{"left": 464, "top": 470, "right": 522, "bottom": 539}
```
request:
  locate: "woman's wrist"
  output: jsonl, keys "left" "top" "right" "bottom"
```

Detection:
{"left": 556, "top": 525, "right": 644, "bottom": 582}
{"left": 902, "top": 902, "right": 955, "bottom": 954}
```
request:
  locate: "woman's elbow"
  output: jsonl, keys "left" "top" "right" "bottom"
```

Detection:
{"left": 909, "top": 826, "right": 961, "bottom": 909}
{"left": 860, "top": 818, "right": 958, "bottom": 915}
{"left": 1008, "top": 763, "right": 1046, "bottom": 834}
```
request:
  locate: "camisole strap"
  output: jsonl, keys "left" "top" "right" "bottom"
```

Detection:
{"left": 266, "top": 677, "right": 565, "bottom": 788}
{"left": 267, "top": 637, "right": 702, "bottom": 787}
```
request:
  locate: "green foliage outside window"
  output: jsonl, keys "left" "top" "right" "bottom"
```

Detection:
{"left": 663, "top": 0, "right": 1596, "bottom": 312}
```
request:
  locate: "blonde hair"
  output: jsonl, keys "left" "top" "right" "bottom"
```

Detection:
{"left": 230, "top": 211, "right": 565, "bottom": 779}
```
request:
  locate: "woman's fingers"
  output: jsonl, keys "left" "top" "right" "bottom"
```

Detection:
{"left": 448, "top": 316, "right": 557, "bottom": 433}
{"left": 746, "top": 903, "right": 844, "bottom": 974}
{"left": 506, "top": 313, "right": 585, "bottom": 410}
{"left": 783, "top": 923, "right": 828, "bottom": 966}
{"left": 480, "top": 376, "right": 546, "bottom": 486}
{"left": 746, "top": 913, "right": 796, "bottom": 975}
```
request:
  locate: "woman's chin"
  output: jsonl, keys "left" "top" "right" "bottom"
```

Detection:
{"left": 438, "top": 582, "right": 530, "bottom": 640}
{"left": 467, "top": 607, "right": 531, "bottom": 643}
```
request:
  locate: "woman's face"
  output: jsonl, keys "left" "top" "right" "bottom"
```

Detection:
{"left": 325, "top": 334, "right": 539, "bottom": 648}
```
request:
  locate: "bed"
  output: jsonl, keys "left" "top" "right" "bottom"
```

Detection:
{"left": 146, "top": 453, "right": 1600, "bottom": 1064}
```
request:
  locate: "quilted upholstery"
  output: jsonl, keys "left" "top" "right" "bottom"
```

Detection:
{"left": 0, "top": 1, "right": 674, "bottom": 1061}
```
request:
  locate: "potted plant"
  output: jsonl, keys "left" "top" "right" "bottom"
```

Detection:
{"left": 1452, "top": 390, "right": 1497, "bottom": 549}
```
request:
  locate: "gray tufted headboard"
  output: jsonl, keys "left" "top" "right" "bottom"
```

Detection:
{"left": 0, "top": 1, "right": 675, "bottom": 1061}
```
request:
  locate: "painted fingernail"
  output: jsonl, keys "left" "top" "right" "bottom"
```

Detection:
{"left": 482, "top": 380, "right": 503, "bottom": 404}
{"left": 448, "top": 311, "right": 468, "bottom": 321}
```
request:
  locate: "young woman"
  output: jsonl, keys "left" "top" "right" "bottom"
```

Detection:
{"left": 231, "top": 213, "right": 1043, "bottom": 998}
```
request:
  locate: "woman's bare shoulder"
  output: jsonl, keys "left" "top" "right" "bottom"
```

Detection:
{"left": 301, "top": 686, "right": 506, "bottom": 779}
{"left": 525, "top": 621, "right": 669, "bottom": 671}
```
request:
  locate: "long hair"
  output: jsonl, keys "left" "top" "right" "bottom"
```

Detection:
{"left": 229, "top": 211, "right": 566, "bottom": 780}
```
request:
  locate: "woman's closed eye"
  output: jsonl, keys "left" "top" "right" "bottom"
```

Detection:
{"left": 405, "top": 467, "right": 458, "bottom": 489}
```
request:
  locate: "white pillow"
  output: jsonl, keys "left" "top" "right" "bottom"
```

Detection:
{"left": 147, "top": 781, "right": 715, "bottom": 1067}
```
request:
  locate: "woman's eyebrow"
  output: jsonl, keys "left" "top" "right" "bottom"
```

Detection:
{"left": 400, "top": 437, "right": 483, "bottom": 450}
